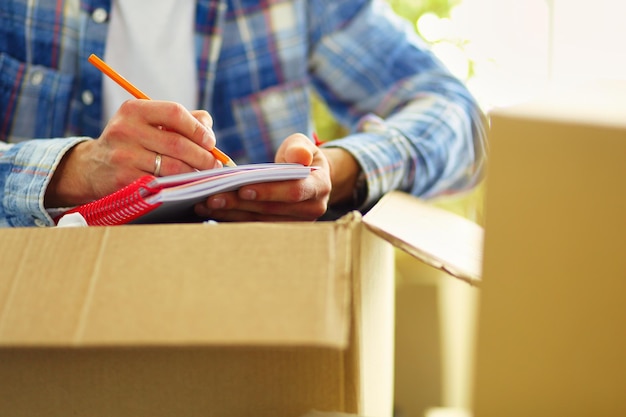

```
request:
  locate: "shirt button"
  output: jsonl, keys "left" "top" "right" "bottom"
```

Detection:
{"left": 30, "top": 71, "right": 44, "bottom": 86}
{"left": 92, "top": 7, "right": 108, "bottom": 23}
{"left": 82, "top": 90, "right": 94, "bottom": 106}
{"left": 34, "top": 219, "right": 46, "bottom": 227}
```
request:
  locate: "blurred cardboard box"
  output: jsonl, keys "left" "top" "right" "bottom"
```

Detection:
{"left": 474, "top": 80, "right": 626, "bottom": 417}
{"left": 0, "top": 191, "right": 482, "bottom": 417}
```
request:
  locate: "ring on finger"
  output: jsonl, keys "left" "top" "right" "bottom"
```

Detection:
{"left": 153, "top": 153, "right": 162, "bottom": 177}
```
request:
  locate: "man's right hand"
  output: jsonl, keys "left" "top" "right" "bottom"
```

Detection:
{"left": 44, "top": 100, "right": 221, "bottom": 208}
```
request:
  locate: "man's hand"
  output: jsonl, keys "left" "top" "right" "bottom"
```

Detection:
{"left": 45, "top": 100, "right": 221, "bottom": 207}
{"left": 196, "top": 133, "right": 333, "bottom": 222}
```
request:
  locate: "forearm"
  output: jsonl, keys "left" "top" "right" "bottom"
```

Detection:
{"left": 308, "top": 0, "right": 487, "bottom": 207}
{"left": 323, "top": 86, "right": 486, "bottom": 208}
{"left": 318, "top": 147, "right": 359, "bottom": 207}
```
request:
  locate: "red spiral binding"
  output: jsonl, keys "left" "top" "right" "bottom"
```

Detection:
{"left": 56, "top": 175, "right": 163, "bottom": 226}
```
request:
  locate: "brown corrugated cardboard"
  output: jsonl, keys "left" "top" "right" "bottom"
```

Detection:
{"left": 473, "top": 80, "right": 626, "bottom": 417}
{"left": 364, "top": 192, "right": 483, "bottom": 285}
{"left": 0, "top": 190, "right": 483, "bottom": 417}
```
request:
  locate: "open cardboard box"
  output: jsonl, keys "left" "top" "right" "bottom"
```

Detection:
{"left": 0, "top": 191, "right": 482, "bottom": 417}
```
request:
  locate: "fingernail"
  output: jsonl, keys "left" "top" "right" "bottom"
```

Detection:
{"left": 203, "top": 126, "right": 216, "bottom": 147}
{"left": 240, "top": 189, "right": 257, "bottom": 201}
{"left": 209, "top": 196, "right": 226, "bottom": 209}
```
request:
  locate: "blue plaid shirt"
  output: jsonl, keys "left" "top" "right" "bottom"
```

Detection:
{"left": 0, "top": 0, "right": 486, "bottom": 227}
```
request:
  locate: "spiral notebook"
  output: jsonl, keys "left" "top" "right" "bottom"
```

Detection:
{"left": 56, "top": 163, "right": 316, "bottom": 226}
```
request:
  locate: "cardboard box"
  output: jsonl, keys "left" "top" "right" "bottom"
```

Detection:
{"left": 473, "top": 80, "right": 626, "bottom": 417}
{"left": 0, "top": 191, "right": 482, "bottom": 417}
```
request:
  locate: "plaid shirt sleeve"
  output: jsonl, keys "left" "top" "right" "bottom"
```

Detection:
{"left": 309, "top": 1, "right": 487, "bottom": 209}
{"left": 0, "top": 0, "right": 104, "bottom": 227}
{"left": 0, "top": 137, "right": 88, "bottom": 227}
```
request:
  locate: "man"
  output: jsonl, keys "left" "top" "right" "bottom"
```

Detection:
{"left": 0, "top": 0, "right": 486, "bottom": 227}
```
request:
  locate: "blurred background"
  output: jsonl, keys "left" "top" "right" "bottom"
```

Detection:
{"left": 312, "top": 1, "right": 626, "bottom": 417}
{"left": 315, "top": 0, "right": 626, "bottom": 138}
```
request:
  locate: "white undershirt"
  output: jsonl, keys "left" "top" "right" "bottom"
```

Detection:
{"left": 103, "top": 0, "right": 198, "bottom": 123}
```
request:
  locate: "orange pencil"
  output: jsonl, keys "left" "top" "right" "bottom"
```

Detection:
{"left": 88, "top": 53, "right": 236, "bottom": 167}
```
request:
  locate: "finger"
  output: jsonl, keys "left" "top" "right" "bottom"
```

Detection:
{"left": 115, "top": 123, "right": 218, "bottom": 174}
{"left": 197, "top": 186, "right": 328, "bottom": 220}
{"left": 191, "top": 109, "right": 214, "bottom": 129}
{"left": 132, "top": 100, "right": 217, "bottom": 151}
{"left": 275, "top": 133, "right": 316, "bottom": 165}
{"left": 237, "top": 178, "right": 318, "bottom": 204}
{"left": 143, "top": 152, "right": 200, "bottom": 177}
{"left": 234, "top": 165, "right": 330, "bottom": 205}
{"left": 151, "top": 127, "right": 222, "bottom": 172}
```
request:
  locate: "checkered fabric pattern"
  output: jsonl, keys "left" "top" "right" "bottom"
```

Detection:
{"left": 0, "top": 0, "right": 486, "bottom": 227}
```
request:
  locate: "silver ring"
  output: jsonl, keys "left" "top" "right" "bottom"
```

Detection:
{"left": 153, "top": 153, "right": 162, "bottom": 177}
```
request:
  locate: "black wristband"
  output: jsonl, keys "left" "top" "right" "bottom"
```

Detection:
{"left": 352, "top": 169, "right": 367, "bottom": 209}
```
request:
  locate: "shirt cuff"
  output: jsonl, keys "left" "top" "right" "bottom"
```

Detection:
{"left": 322, "top": 114, "right": 405, "bottom": 211}
{"left": 4, "top": 137, "right": 90, "bottom": 227}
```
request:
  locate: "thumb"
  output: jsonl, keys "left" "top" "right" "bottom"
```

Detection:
{"left": 276, "top": 133, "right": 315, "bottom": 166}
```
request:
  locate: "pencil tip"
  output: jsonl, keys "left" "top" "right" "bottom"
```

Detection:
{"left": 224, "top": 160, "right": 237, "bottom": 168}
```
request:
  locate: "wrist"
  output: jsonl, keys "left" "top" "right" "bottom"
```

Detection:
{"left": 44, "top": 141, "right": 94, "bottom": 208}
{"left": 322, "top": 147, "right": 367, "bottom": 209}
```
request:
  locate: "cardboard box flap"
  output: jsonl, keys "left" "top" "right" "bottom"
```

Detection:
{"left": 0, "top": 220, "right": 356, "bottom": 348}
{"left": 362, "top": 191, "right": 483, "bottom": 284}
